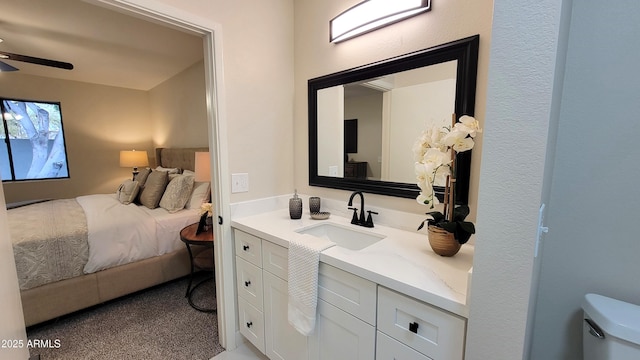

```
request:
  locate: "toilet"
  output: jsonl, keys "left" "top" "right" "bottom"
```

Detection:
{"left": 582, "top": 293, "right": 640, "bottom": 359}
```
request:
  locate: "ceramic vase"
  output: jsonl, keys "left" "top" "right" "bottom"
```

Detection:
{"left": 427, "top": 225, "right": 461, "bottom": 257}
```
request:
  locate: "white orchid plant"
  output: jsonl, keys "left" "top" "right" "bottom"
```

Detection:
{"left": 200, "top": 202, "right": 213, "bottom": 217}
{"left": 414, "top": 115, "right": 481, "bottom": 244}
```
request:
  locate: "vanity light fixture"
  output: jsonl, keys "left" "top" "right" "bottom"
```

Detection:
{"left": 330, "top": 0, "right": 431, "bottom": 43}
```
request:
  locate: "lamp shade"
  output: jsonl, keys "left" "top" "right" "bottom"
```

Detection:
{"left": 330, "top": 0, "right": 431, "bottom": 43}
{"left": 119, "top": 150, "right": 149, "bottom": 168}
{"left": 194, "top": 152, "right": 211, "bottom": 182}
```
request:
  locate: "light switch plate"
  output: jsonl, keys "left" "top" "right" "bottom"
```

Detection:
{"left": 231, "top": 173, "right": 249, "bottom": 193}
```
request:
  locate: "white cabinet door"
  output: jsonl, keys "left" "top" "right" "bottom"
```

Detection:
{"left": 263, "top": 271, "right": 308, "bottom": 360}
{"left": 308, "top": 299, "right": 375, "bottom": 360}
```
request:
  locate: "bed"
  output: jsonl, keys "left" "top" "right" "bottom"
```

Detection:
{"left": 9, "top": 147, "right": 209, "bottom": 327}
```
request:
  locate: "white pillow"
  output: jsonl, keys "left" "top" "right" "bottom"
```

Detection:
{"left": 182, "top": 169, "right": 196, "bottom": 177}
{"left": 116, "top": 179, "right": 140, "bottom": 205}
{"left": 155, "top": 166, "right": 181, "bottom": 174}
{"left": 160, "top": 175, "right": 195, "bottom": 213}
{"left": 186, "top": 181, "right": 211, "bottom": 210}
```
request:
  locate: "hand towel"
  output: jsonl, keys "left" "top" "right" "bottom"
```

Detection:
{"left": 287, "top": 233, "right": 335, "bottom": 335}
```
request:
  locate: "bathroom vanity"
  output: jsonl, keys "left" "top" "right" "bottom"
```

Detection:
{"left": 230, "top": 197, "right": 473, "bottom": 360}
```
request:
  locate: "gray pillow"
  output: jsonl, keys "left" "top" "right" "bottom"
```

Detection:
{"left": 116, "top": 179, "right": 140, "bottom": 205}
{"left": 134, "top": 167, "right": 151, "bottom": 186}
{"left": 139, "top": 170, "right": 169, "bottom": 209}
{"left": 159, "top": 174, "right": 195, "bottom": 213}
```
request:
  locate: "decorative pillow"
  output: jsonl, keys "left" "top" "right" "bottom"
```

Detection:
{"left": 155, "top": 166, "right": 181, "bottom": 174}
{"left": 134, "top": 167, "right": 152, "bottom": 187}
{"left": 139, "top": 170, "right": 169, "bottom": 209}
{"left": 182, "top": 169, "right": 196, "bottom": 177}
{"left": 186, "top": 181, "right": 211, "bottom": 209}
{"left": 159, "top": 175, "right": 195, "bottom": 213}
{"left": 116, "top": 179, "right": 140, "bottom": 205}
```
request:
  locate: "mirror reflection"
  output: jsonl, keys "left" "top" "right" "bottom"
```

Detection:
{"left": 309, "top": 35, "right": 479, "bottom": 202}
{"left": 317, "top": 60, "right": 457, "bottom": 185}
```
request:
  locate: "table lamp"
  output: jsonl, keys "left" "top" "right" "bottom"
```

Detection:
{"left": 120, "top": 150, "right": 149, "bottom": 180}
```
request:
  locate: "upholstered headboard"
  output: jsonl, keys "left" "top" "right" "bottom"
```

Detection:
{"left": 155, "top": 147, "right": 208, "bottom": 172}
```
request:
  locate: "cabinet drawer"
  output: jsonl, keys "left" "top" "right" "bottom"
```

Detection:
{"left": 262, "top": 240, "right": 288, "bottom": 280}
{"left": 377, "top": 286, "right": 466, "bottom": 360}
{"left": 238, "top": 296, "right": 265, "bottom": 353}
{"left": 236, "top": 257, "right": 264, "bottom": 310}
{"left": 318, "top": 263, "right": 377, "bottom": 325}
{"left": 376, "top": 331, "right": 431, "bottom": 360}
{"left": 234, "top": 229, "right": 262, "bottom": 267}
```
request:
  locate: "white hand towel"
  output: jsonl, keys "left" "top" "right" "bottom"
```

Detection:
{"left": 287, "top": 233, "right": 335, "bottom": 335}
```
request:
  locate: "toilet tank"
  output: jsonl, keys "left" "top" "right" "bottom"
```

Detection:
{"left": 582, "top": 293, "right": 640, "bottom": 360}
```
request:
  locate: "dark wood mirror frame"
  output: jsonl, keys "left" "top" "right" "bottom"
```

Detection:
{"left": 308, "top": 35, "right": 479, "bottom": 202}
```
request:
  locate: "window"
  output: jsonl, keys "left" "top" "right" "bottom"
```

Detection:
{"left": 1, "top": 98, "right": 70, "bottom": 181}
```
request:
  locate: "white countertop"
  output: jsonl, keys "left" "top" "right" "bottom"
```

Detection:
{"left": 230, "top": 205, "right": 474, "bottom": 318}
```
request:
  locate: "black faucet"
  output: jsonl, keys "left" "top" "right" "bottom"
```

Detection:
{"left": 348, "top": 191, "right": 377, "bottom": 228}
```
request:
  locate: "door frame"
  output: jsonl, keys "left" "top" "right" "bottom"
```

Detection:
{"left": 89, "top": 0, "right": 235, "bottom": 350}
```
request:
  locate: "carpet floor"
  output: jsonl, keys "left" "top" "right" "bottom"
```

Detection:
{"left": 27, "top": 273, "right": 225, "bottom": 360}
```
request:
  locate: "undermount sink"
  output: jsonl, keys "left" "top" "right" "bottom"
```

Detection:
{"left": 295, "top": 222, "right": 386, "bottom": 250}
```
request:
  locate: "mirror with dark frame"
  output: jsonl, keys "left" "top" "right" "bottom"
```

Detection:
{"left": 308, "top": 35, "right": 479, "bottom": 203}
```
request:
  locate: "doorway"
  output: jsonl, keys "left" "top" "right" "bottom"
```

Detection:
{"left": 89, "top": 0, "right": 233, "bottom": 350}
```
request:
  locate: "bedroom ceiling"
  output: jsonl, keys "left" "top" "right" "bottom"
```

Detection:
{"left": 0, "top": 0, "right": 204, "bottom": 91}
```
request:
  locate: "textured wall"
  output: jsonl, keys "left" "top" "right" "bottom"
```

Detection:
{"left": 530, "top": 0, "right": 640, "bottom": 358}
{"left": 466, "top": 0, "right": 566, "bottom": 358}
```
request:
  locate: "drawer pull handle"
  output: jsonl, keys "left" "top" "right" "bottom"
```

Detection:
{"left": 245, "top": 280, "right": 251, "bottom": 287}
{"left": 243, "top": 245, "right": 250, "bottom": 251}
{"left": 246, "top": 321, "right": 253, "bottom": 328}
{"left": 409, "top": 322, "right": 419, "bottom": 333}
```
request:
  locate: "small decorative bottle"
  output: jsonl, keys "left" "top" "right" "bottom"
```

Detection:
{"left": 289, "top": 189, "right": 303, "bottom": 219}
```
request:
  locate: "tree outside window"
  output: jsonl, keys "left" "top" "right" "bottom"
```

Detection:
{"left": 1, "top": 99, "right": 70, "bottom": 181}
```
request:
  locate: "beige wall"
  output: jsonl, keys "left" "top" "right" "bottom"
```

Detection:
{"left": 293, "top": 0, "right": 494, "bottom": 218}
{"left": 1, "top": 73, "right": 153, "bottom": 203}
{"left": 149, "top": 60, "right": 209, "bottom": 149}
{"left": 1, "top": 59, "right": 210, "bottom": 204}
{"left": 153, "top": 0, "right": 296, "bottom": 202}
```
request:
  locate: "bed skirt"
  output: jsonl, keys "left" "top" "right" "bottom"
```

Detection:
{"left": 21, "top": 247, "right": 191, "bottom": 327}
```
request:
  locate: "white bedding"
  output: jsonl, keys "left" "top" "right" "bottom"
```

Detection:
{"left": 77, "top": 194, "right": 199, "bottom": 273}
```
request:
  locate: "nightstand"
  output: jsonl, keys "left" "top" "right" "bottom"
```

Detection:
{"left": 180, "top": 223, "right": 215, "bottom": 312}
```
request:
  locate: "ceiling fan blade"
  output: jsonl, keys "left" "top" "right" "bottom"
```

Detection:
{"left": 0, "top": 51, "right": 73, "bottom": 70}
{"left": 0, "top": 60, "right": 19, "bottom": 72}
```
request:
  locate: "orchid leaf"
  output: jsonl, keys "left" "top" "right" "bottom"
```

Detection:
{"left": 459, "top": 221, "right": 475, "bottom": 234}
{"left": 452, "top": 205, "right": 470, "bottom": 222}
{"left": 426, "top": 211, "right": 445, "bottom": 223}
{"left": 419, "top": 206, "right": 475, "bottom": 244}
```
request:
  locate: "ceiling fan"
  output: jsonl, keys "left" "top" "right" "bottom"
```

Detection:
{"left": 0, "top": 39, "right": 74, "bottom": 72}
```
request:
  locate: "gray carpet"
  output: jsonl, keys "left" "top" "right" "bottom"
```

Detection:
{"left": 27, "top": 273, "right": 224, "bottom": 360}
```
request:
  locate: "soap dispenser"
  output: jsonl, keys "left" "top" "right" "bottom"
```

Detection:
{"left": 289, "top": 189, "right": 303, "bottom": 219}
